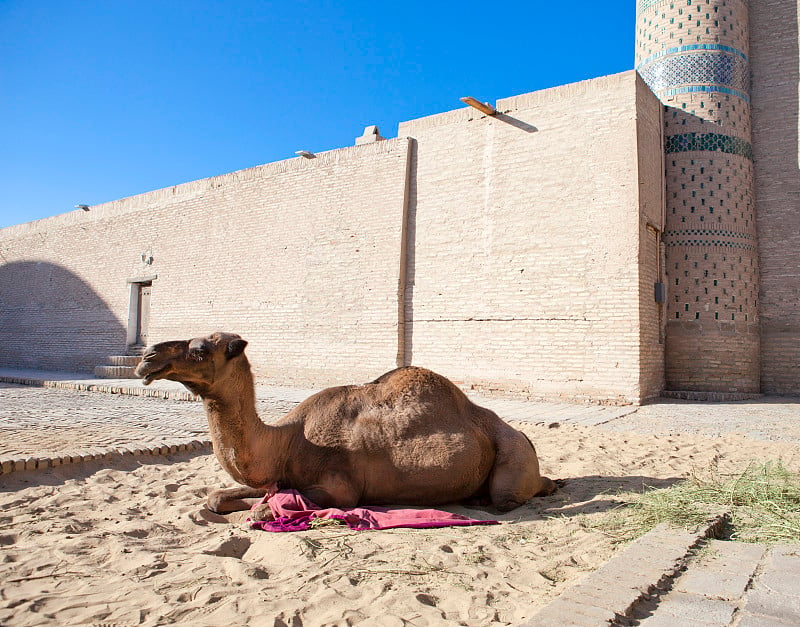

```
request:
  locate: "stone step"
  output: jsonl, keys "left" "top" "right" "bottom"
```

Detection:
{"left": 94, "top": 364, "right": 138, "bottom": 379}
{"left": 107, "top": 355, "right": 142, "bottom": 367}
{"left": 661, "top": 390, "right": 764, "bottom": 402}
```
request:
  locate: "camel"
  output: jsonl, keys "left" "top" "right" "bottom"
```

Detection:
{"left": 134, "top": 332, "right": 556, "bottom": 518}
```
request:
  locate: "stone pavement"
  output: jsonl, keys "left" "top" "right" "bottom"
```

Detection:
{"left": 1, "top": 368, "right": 799, "bottom": 625}
{"left": 635, "top": 540, "right": 800, "bottom": 626}
{"left": 525, "top": 518, "right": 800, "bottom": 626}
{"left": 0, "top": 368, "right": 313, "bottom": 472}
{"left": 0, "top": 367, "right": 639, "bottom": 473}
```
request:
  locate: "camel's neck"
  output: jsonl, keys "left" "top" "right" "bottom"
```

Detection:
{"left": 201, "top": 360, "right": 286, "bottom": 487}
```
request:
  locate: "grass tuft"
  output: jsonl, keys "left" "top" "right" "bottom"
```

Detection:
{"left": 593, "top": 461, "right": 800, "bottom": 545}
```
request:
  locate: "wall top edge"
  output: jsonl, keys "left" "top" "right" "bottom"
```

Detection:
{"left": 398, "top": 70, "right": 637, "bottom": 135}
{"left": 0, "top": 138, "right": 411, "bottom": 239}
{"left": 498, "top": 70, "right": 637, "bottom": 110}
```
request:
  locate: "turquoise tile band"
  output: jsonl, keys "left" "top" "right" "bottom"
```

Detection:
{"left": 665, "top": 132, "right": 754, "bottom": 160}
{"left": 637, "top": 44, "right": 749, "bottom": 68}
{"left": 638, "top": 51, "right": 750, "bottom": 101}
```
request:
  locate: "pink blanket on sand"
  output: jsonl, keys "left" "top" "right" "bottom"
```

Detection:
{"left": 248, "top": 489, "right": 499, "bottom": 532}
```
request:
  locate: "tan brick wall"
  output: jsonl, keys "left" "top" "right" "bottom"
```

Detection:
{"left": 398, "top": 71, "right": 663, "bottom": 403}
{"left": 750, "top": 0, "right": 800, "bottom": 394}
{"left": 636, "top": 76, "right": 667, "bottom": 401}
{"left": 0, "top": 139, "right": 411, "bottom": 384}
{"left": 0, "top": 72, "right": 665, "bottom": 403}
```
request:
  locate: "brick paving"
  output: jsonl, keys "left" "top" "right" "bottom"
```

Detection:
{"left": 0, "top": 370, "right": 311, "bottom": 473}
{"left": 0, "top": 368, "right": 637, "bottom": 473}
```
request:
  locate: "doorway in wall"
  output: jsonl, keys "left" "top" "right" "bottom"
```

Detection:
{"left": 127, "top": 280, "right": 153, "bottom": 350}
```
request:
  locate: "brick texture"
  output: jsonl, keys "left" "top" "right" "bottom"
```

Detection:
{"left": 0, "top": 73, "right": 663, "bottom": 403}
{"left": 750, "top": 0, "right": 800, "bottom": 394}
{"left": 0, "top": 140, "right": 411, "bottom": 385}
{"left": 399, "top": 71, "right": 664, "bottom": 403}
{"left": 637, "top": 0, "right": 762, "bottom": 393}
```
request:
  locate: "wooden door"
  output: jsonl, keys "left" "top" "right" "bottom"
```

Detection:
{"left": 136, "top": 283, "right": 151, "bottom": 346}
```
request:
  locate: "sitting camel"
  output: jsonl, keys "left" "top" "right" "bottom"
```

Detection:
{"left": 135, "top": 332, "right": 556, "bottom": 517}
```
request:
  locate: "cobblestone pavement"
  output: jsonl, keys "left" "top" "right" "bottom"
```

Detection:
{"left": 0, "top": 379, "right": 306, "bottom": 464}
{"left": 0, "top": 368, "right": 638, "bottom": 466}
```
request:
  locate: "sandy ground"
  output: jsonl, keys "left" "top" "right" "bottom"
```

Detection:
{"left": 1, "top": 422, "right": 799, "bottom": 626}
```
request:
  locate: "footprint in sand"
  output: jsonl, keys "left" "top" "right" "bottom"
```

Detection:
{"left": 202, "top": 536, "right": 252, "bottom": 559}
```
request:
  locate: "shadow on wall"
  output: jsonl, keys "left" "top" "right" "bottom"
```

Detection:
{"left": 401, "top": 139, "right": 418, "bottom": 366}
{"left": 0, "top": 261, "right": 126, "bottom": 372}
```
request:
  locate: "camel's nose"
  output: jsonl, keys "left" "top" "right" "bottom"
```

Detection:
{"left": 140, "top": 340, "right": 190, "bottom": 360}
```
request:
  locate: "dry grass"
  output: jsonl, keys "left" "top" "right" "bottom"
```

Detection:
{"left": 592, "top": 461, "right": 800, "bottom": 545}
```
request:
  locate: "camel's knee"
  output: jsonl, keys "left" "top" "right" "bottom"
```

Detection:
{"left": 249, "top": 503, "right": 275, "bottom": 523}
{"left": 206, "top": 490, "right": 227, "bottom": 514}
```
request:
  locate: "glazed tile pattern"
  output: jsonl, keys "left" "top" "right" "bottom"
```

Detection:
{"left": 637, "top": 51, "right": 750, "bottom": 101}
{"left": 638, "top": 43, "right": 748, "bottom": 67}
{"left": 665, "top": 132, "right": 753, "bottom": 159}
{"left": 666, "top": 228, "right": 755, "bottom": 241}
{"left": 663, "top": 238, "right": 755, "bottom": 250}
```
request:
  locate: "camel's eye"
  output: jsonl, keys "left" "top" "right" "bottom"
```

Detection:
{"left": 189, "top": 346, "right": 208, "bottom": 361}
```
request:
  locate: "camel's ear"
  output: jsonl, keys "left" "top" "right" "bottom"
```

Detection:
{"left": 226, "top": 338, "right": 248, "bottom": 359}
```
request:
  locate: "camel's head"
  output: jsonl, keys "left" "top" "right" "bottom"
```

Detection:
{"left": 135, "top": 332, "right": 249, "bottom": 395}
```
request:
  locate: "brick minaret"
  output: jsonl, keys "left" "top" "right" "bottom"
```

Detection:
{"left": 635, "top": 0, "right": 760, "bottom": 393}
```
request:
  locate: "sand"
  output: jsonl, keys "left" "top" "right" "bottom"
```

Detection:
{"left": 1, "top": 422, "right": 799, "bottom": 626}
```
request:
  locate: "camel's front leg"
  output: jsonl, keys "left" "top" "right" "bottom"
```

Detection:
{"left": 206, "top": 485, "right": 270, "bottom": 514}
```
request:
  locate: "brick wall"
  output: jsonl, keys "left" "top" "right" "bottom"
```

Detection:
{"left": 0, "top": 73, "right": 664, "bottom": 403}
{"left": 751, "top": 0, "right": 800, "bottom": 394}
{"left": 636, "top": 76, "right": 667, "bottom": 401}
{"left": 0, "top": 139, "right": 411, "bottom": 384}
{"left": 399, "top": 71, "right": 663, "bottom": 403}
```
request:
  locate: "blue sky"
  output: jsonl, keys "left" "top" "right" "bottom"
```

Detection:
{"left": 0, "top": 1, "right": 635, "bottom": 229}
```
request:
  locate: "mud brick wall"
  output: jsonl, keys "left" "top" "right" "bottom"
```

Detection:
{"left": 398, "top": 72, "right": 664, "bottom": 403}
{"left": 0, "top": 139, "right": 411, "bottom": 384}
{"left": 750, "top": 0, "right": 800, "bottom": 394}
{"left": 0, "top": 73, "right": 664, "bottom": 402}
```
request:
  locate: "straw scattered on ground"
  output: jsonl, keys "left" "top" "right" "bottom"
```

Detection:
{"left": 593, "top": 461, "right": 800, "bottom": 545}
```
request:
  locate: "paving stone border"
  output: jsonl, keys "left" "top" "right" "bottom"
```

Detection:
{"left": 522, "top": 513, "right": 730, "bottom": 626}
{"left": 0, "top": 374, "right": 199, "bottom": 402}
{"left": 660, "top": 390, "right": 764, "bottom": 402}
{"left": 0, "top": 439, "right": 213, "bottom": 477}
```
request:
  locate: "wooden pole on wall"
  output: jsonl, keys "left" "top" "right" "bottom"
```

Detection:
{"left": 459, "top": 96, "right": 496, "bottom": 116}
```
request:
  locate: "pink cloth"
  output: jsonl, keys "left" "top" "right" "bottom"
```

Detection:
{"left": 248, "top": 489, "right": 498, "bottom": 532}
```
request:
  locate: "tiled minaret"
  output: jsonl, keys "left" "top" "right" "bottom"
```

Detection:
{"left": 636, "top": 0, "right": 760, "bottom": 393}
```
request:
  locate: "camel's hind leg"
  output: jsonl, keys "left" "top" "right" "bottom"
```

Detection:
{"left": 489, "top": 430, "right": 556, "bottom": 512}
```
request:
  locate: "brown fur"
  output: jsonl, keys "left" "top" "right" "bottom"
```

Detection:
{"left": 135, "top": 332, "right": 556, "bottom": 515}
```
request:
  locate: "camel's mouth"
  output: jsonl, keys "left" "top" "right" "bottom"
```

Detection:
{"left": 141, "top": 370, "right": 163, "bottom": 386}
{"left": 135, "top": 361, "right": 168, "bottom": 386}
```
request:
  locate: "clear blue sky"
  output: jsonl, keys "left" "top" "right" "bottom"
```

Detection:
{"left": 0, "top": 1, "right": 635, "bottom": 229}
